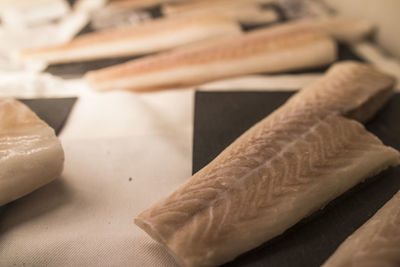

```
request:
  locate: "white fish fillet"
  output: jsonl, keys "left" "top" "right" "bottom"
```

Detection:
{"left": 19, "top": 15, "right": 241, "bottom": 64}
{"left": 135, "top": 62, "right": 398, "bottom": 267}
{"left": 294, "top": 16, "right": 374, "bottom": 43}
{"left": 322, "top": 190, "right": 400, "bottom": 267}
{"left": 163, "top": 0, "right": 372, "bottom": 42}
{"left": 0, "top": 99, "right": 64, "bottom": 206}
{"left": 162, "top": 0, "right": 277, "bottom": 15}
{"left": 162, "top": 1, "right": 279, "bottom": 26}
{"left": 84, "top": 23, "right": 336, "bottom": 92}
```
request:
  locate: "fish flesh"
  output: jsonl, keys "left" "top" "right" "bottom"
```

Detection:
{"left": 19, "top": 15, "right": 241, "bottom": 64}
{"left": 84, "top": 23, "right": 336, "bottom": 92}
{"left": 322, "top": 190, "right": 400, "bottom": 267}
{"left": 282, "top": 61, "right": 395, "bottom": 123}
{"left": 0, "top": 99, "right": 64, "bottom": 206}
{"left": 162, "top": 0, "right": 279, "bottom": 26}
{"left": 135, "top": 62, "right": 398, "bottom": 267}
{"left": 136, "top": 116, "right": 399, "bottom": 267}
{"left": 162, "top": 0, "right": 277, "bottom": 15}
{"left": 294, "top": 16, "right": 374, "bottom": 43}
{"left": 162, "top": 0, "right": 372, "bottom": 42}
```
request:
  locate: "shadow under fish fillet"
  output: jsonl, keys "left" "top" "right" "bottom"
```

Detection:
{"left": 19, "top": 15, "right": 242, "bottom": 64}
{"left": 106, "top": 0, "right": 189, "bottom": 10}
{"left": 162, "top": 0, "right": 277, "bottom": 15}
{"left": 135, "top": 62, "right": 398, "bottom": 267}
{"left": 322, "top": 190, "right": 400, "bottom": 267}
{"left": 0, "top": 99, "right": 64, "bottom": 206}
{"left": 84, "top": 23, "right": 336, "bottom": 92}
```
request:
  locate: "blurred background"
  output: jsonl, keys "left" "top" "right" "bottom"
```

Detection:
{"left": 0, "top": 0, "right": 399, "bottom": 98}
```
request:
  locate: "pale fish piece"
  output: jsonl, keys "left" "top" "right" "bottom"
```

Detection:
{"left": 0, "top": 99, "right": 64, "bottom": 206}
{"left": 84, "top": 23, "right": 336, "bottom": 92}
{"left": 19, "top": 15, "right": 242, "bottom": 64}
{"left": 135, "top": 61, "right": 398, "bottom": 267}
{"left": 163, "top": 0, "right": 372, "bottom": 41}
{"left": 322, "top": 190, "right": 400, "bottom": 267}
{"left": 281, "top": 61, "right": 395, "bottom": 123}
{"left": 136, "top": 114, "right": 400, "bottom": 267}
{"left": 162, "top": 0, "right": 279, "bottom": 26}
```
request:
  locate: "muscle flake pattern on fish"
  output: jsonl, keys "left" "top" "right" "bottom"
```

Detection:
{"left": 137, "top": 114, "right": 399, "bottom": 267}
{"left": 135, "top": 62, "right": 398, "bottom": 267}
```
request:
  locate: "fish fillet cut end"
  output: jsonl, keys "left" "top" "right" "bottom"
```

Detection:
{"left": 322, "top": 190, "right": 400, "bottom": 267}
{"left": 284, "top": 61, "right": 395, "bottom": 123}
{"left": 0, "top": 99, "right": 64, "bottom": 206}
{"left": 136, "top": 114, "right": 400, "bottom": 267}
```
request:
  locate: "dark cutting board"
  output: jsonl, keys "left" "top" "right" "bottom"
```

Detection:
{"left": 192, "top": 91, "right": 400, "bottom": 267}
{"left": 19, "top": 98, "right": 77, "bottom": 136}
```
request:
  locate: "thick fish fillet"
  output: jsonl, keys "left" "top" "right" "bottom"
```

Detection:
{"left": 84, "top": 23, "right": 336, "bottom": 92}
{"left": 19, "top": 15, "right": 241, "bottom": 64}
{"left": 0, "top": 99, "right": 64, "bottom": 206}
{"left": 135, "top": 62, "right": 398, "bottom": 267}
{"left": 322, "top": 190, "right": 400, "bottom": 267}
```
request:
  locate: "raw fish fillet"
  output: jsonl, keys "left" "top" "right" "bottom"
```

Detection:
{"left": 162, "top": 0, "right": 276, "bottom": 15}
{"left": 135, "top": 62, "right": 398, "bottom": 267}
{"left": 85, "top": 23, "right": 336, "bottom": 92}
{"left": 162, "top": 0, "right": 279, "bottom": 26}
{"left": 293, "top": 16, "right": 373, "bottom": 43}
{"left": 163, "top": 0, "right": 372, "bottom": 41}
{"left": 282, "top": 61, "right": 395, "bottom": 123}
{"left": 322, "top": 190, "right": 400, "bottom": 267}
{"left": 20, "top": 15, "right": 241, "bottom": 64}
{"left": 0, "top": 99, "right": 64, "bottom": 206}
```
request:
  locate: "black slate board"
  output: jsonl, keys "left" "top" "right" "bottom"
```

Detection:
{"left": 20, "top": 98, "right": 77, "bottom": 136}
{"left": 192, "top": 91, "right": 400, "bottom": 267}
{"left": 44, "top": 55, "right": 147, "bottom": 78}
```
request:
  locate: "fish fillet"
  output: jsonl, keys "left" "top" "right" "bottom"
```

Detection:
{"left": 163, "top": 0, "right": 372, "bottom": 42}
{"left": 0, "top": 99, "right": 64, "bottom": 206}
{"left": 294, "top": 16, "right": 374, "bottom": 43}
{"left": 19, "top": 15, "right": 241, "bottom": 64}
{"left": 85, "top": 23, "right": 336, "bottom": 92}
{"left": 322, "top": 190, "right": 400, "bottom": 267}
{"left": 282, "top": 61, "right": 395, "bottom": 123}
{"left": 162, "top": 1, "right": 279, "bottom": 26}
{"left": 162, "top": 0, "right": 277, "bottom": 15}
{"left": 135, "top": 62, "right": 398, "bottom": 267}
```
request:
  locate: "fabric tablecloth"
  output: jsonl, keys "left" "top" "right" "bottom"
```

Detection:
{"left": 0, "top": 88, "right": 194, "bottom": 266}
